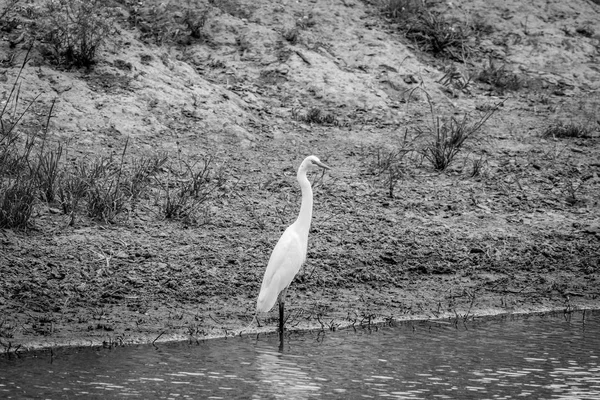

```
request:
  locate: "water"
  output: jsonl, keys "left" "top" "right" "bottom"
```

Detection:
{"left": 1, "top": 311, "right": 599, "bottom": 399}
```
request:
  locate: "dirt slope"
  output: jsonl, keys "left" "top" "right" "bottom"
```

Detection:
{"left": 0, "top": 0, "right": 599, "bottom": 351}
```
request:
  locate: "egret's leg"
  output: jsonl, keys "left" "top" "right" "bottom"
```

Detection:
{"left": 278, "top": 288, "right": 288, "bottom": 334}
{"left": 278, "top": 301, "right": 284, "bottom": 334}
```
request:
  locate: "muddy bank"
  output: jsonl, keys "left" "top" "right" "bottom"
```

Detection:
{"left": 1, "top": 0, "right": 599, "bottom": 352}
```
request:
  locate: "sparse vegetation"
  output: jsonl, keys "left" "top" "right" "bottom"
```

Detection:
{"left": 36, "top": 0, "right": 115, "bottom": 67}
{"left": 381, "top": 1, "right": 474, "bottom": 61}
{"left": 542, "top": 121, "right": 593, "bottom": 139}
{"left": 470, "top": 157, "right": 486, "bottom": 178}
{"left": 127, "top": 1, "right": 211, "bottom": 45}
{"left": 419, "top": 102, "right": 498, "bottom": 171}
{"left": 0, "top": 63, "right": 225, "bottom": 228}
{"left": 405, "top": 10, "right": 474, "bottom": 61}
{"left": 84, "top": 148, "right": 130, "bottom": 223}
{"left": 367, "top": 129, "right": 417, "bottom": 198}
{"left": 382, "top": 0, "right": 423, "bottom": 20}
{"left": 57, "top": 158, "right": 91, "bottom": 225}
{"left": 0, "top": 178, "right": 36, "bottom": 229}
{"left": 294, "top": 107, "right": 340, "bottom": 126}
{"left": 3, "top": 132, "right": 225, "bottom": 228}
{"left": 155, "top": 155, "right": 226, "bottom": 223}
{"left": 438, "top": 64, "right": 472, "bottom": 92}
{"left": 35, "top": 141, "right": 62, "bottom": 203}
{"left": 182, "top": 7, "right": 209, "bottom": 40}
{"left": 477, "top": 57, "right": 522, "bottom": 94}
{"left": 562, "top": 176, "right": 586, "bottom": 205}
{"left": 0, "top": 54, "right": 42, "bottom": 229}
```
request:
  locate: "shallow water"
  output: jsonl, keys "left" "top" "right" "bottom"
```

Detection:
{"left": 1, "top": 310, "right": 599, "bottom": 399}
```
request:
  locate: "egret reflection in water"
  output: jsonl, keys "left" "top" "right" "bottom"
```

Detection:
{"left": 0, "top": 311, "right": 598, "bottom": 399}
{"left": 254, "top": 346, "right": 321, "bottom": 399}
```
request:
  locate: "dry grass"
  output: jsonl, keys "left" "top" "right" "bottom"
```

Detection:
{"left": 381, "top": 0, "right": 424, "bottom": 20}
{"left": 36, "top": 0, "right": 115, "bottom": 67}
{"left": 405, "top": 11, "right": 474, "bottom": 61}
{"left": 477, "top": 57, "right": 522, "bottom": 94}
{"left": 418, "top": 98, "right": 499, "bottom": 171}
{"left": 0, "top": 59, "right": 225, "bottom": 228}
{"left": 293, "top": 107, "right": 340, "bottom": 126}
{"left": 542, "top": 121, "right": 593, "bottom": 139}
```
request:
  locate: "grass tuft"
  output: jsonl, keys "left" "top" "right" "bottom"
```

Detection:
{"left": 405, "top": 11, "right": 473, "bottom": 61}
{"left": 542, "top": 121, "right": 593, "bottom": 139}
{"left": 477, "top": 57, "right": 521, "bottom": 94}
{"left": 438, "top": 64, "right": 472, "bottom": 92}
{"left": 382, "top": 0, "right": 423, "bottom": 20}
{"left": 156, "top": 155, "right": 226, "bottom": 223}
{"left": 418, "top": 95, "right": 500, "bottom": 171}
{"left": 293, "top": 107, "right": 339, "bottom": 126}
{"left": 0, "top": 178, "right": 36, "bottom": 229}
{"left": 37, "top": 0, "right": 115, "bottom": 67}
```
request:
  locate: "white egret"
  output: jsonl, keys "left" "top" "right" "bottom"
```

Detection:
{"left": 256, "top": 155, "right": 330, "bottom": 334}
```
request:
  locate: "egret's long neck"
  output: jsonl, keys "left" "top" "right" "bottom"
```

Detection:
{"left": 295, "top": 169, "right": 313, "bottom": 236}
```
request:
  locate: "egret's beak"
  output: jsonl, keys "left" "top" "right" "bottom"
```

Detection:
{"left": 314, "top": 160, "right": 331, "bottom": 170}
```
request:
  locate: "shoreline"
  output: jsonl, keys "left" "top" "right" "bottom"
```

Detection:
{"left": 5, "top": 300, "right": 598, "bottom": 354}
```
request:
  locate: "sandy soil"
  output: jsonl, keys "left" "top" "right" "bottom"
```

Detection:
{"left": 0, "top": 0, "right": 599, "bottom": 351}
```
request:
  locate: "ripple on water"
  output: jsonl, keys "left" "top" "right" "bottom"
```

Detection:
{"left": 0, "top": 311, "right": 599, "bottom": 399}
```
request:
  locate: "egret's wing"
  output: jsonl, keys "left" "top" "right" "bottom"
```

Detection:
{"left": 256, "top": 228, "right": 305, "bottom": 312}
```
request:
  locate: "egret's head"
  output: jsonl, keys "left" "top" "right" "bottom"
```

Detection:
{"left": 301, "top": 155, "right": 331, "bottom": 172}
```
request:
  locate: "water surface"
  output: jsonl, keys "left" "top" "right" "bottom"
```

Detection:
{"left": 1, "top": 310, "right": 598, "bottom": 399}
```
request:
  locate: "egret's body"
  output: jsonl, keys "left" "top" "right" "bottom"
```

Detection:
{"left": 256, "top": 155, "right": 330, "bottom": 334}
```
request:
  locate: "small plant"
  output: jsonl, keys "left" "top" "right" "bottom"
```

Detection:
{"left": 0, "top": 178, "right": 36, "bottom": 229}
{"left": 37, "top": 0, "right": 115, "bottom": 67}
{"left": 181, "top": 7, "right": 209, "bottom": 40}
{"left": 57, "top": 160, "right": 90, "bottom": 226}
{"left": 419, "top": 99, "right": 498, "bottom": 171}
{"left": 477, "top": 57, "right": 521, "bottom": 94}
{"left": 282, "top": 27, "right": 299, "bottom": 44}
{"left": 470, "top": 157, "right": 486, "bottom": 177}
{"left": 35, "top": 143, "right": 63, "bottom": 203}
{"left": 405, "top": 11, "right": 473, "bottom": 61}
{"left": 294, "top": 107, "right": 339, "bottom": 126}
{"left": 33, "top": 99, "right": 61, "bottom": 204}
{"left": 129, "top": 2, "right": 211, "bottom": 45}
{"left": 378, "top": 148, "right": 406, "bottom": 199}
{"left": 84, "top": 140, "right": 163, "bottom": 223}
{"left": 438, "top": 64, "right": 472, "bottom": 91}
{"left": 85, "top": 165, "right": 128, "bottom": 223}
{"left": 129, "top": 2, "right": 171, "bottom": 45}
{"left": 420, "top": 116, "right": 477, "bottom": 171}
{"left": 81, "top": 154, "right": 119, "bottom": 222}
{"left": 364, "top": 128, "right": 419, "bottom": 198}
{"left": 542, "top": 121, "right": 593, "bottom": 139}
{"left": 562, "top": 177, "right": 585, "bottom": 206}
{"left": 156, "top": 155, "right": 225, "bottom": 222}
{"left": 57, "top": 149, "right": 127, "bottom": 225}
{"left": 382, "top": 0, "right": 423, "bottom": 20}
{"left": 126, "top": 153, "right": 168, "bottom": 213}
